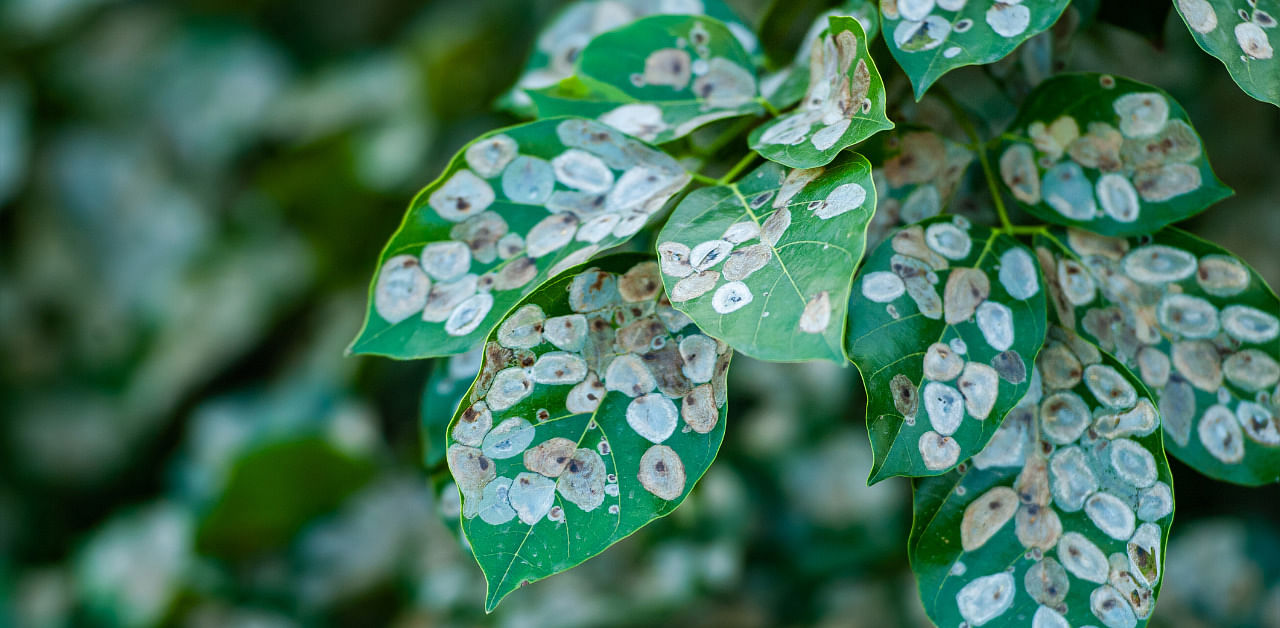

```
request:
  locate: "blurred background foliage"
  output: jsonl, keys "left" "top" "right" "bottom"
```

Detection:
{"left": 0, "top": 0, "right": 1278, "bottom": 626}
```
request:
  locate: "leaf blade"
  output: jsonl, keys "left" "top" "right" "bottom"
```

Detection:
{"left": 1173, "top": 0, "right": 1280, "bottom": 107}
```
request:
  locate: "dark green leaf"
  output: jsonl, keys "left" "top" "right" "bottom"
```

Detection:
{"left": 1173, "top": 0, "right": 1280, "bottom": 107}
{"left": 760, "top": 1, "right": 881, "bottom": 110}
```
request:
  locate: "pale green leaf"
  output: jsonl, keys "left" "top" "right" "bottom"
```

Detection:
{"left": 882, "top": 0, "right": 1070, "bottom": 99}
{"left": 349, "top": 117, "right": 690, "bottom": 359}
{"left": 749, "top": 16, "right": 893, "bottom": 168}
{"left": 911, "top": 328, "right": 1173, "bottom": 628}
{"left": 529, "top": 15, "right": 763, "bottom": 144}
{"left": 1173, "top": 0, "right": 1280, "bottom": 107}
{"left": 863, "top": 127, "right": 975, "bottom": 249}
{"left": 847, "top": 216, "right": 1048, "bottom": 481}
{"left": 1036, "top": 227, "right": 1280, "bottom": 485}
{"left": 446, "top": 254, "right": 731, "bottom": 611}
{"left": 655, "top": 156, "right": 874, "bottom": 363}
{"left": 995, "top": 73, "right": 1232, "bottom": 237}
{"left": 760, "top": 1, "right": 880, "bottom": 110}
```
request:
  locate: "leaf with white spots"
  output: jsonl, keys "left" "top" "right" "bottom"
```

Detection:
{"left": 996, "top": 73, "right": 1232, "bottom": 236}
{"left": 1173, "top": 0, "right": 1280, "bottom": 107}
{"left": 910, "top": 329, "right": 1173, "bottom": 628}
{"left": 655, "top": 156, "right": 875, "bottom": 363}
{"left": 760, "top": 1, "right": 881, "bottom": 111}
{"left": 881, "top": 0, "right": 1071, "bottom": 99}
{"left": 498, "top": 0, "right": 760, "bottom": 117}
{"left": 422, "top": 349, "right": 484, "bottom": 467}
{"left": 847, "top": 216, "right": 1048, "bottom": 481}
{"left": 862, "top": 127, "right": 975, "bottom": 250}
{"left": 350, "top": 118, "right": 690, "bottom": 359}
{"left": 1036, "top": 227, "right": 1280, "bottom": 485}
{"left": 446, "top": 254, "right": 731, "bottom": 611}
{"left": 529, "top": 15, "right": 763, "bottom": 144}
{"left": 748, "top": 16, "right": 893, "bottom": 168}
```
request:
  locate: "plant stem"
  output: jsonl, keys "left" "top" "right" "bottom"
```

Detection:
{"left": 757, "top": 96, "right": 781, "bottom": 117}
{"left": 719, "top": 152, "right": 759, "bottom": 184}
{"left": 690, "top": 172, "right": 719, "bottom": 186}
{"left": 937, "top": 88, "right": 1015, "bottom": 232}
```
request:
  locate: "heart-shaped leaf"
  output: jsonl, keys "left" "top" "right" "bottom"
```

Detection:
{"left": 655, "top": 156, "right": 875, "bottom": 363}
{"left": 350, "top": 117, "right": 690, "bottom": 359}
{"left": 760, "top": 1, "right": 881, "bottom": 111}
{"left": 994, "top": 73, "right": 1232, "bottom": 236}
{"left": 1036, "top": 227, "right": 1280, "bottom": 485}
{"left": 911, "top": 328, "right": 1173, "bottom": 628}
{"left": 1173, "top": 0, "right": 1280, "bottom": 107}
{"left": 847, "top": 216, "right": 1048, "bottom": 481}
{"left": 863, "top": 127, "right": 975, "bottom": 249}
{"left": 446, "top": 254, "right": 731, "bottom": 611}
{"left": 881, "top": 0, "right": 1071, "bottom": 99}
{"left": 499, "top": 0, "right": 759, "bottom": 117}
{"left": 749, "top": 16, "right": 893, "bottom": 168}
{"left": 530, "top": 15, "right": 763, "bottom": 144}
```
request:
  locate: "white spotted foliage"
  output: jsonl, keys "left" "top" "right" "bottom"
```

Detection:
{"left": 446, "top": 255, "right": 731, "bottom": 611}
{"left": 863, "top": 128, "right": 975, "bottom": 250}
{"left": 1037, "top": 227, "right": 1280, "bottom": 485}
{"left": 910, "top": 329, "right": 1173, "bottom": 628}
{"left": 759, "top": 1, "right": 880, "bottom": 111}
{"left": 1173, "top": 0, "right": 1280, "bottom": 107}
{"left": 656, "top": 156, "right": 876, "bottom": 363}
{"left": 847, "top": 216, "right": 1048, "bottom": 481}
{"left": 996, "top": 73, "right": 1232, "bottom": 236}
{"left": 351, "top": 118, "right": 690, "bottom": 359}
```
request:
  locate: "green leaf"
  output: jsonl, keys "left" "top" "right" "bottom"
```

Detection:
{"left": 994, "top": 73, "right": 1232, "bottom": 237}
{"left": 881, "top": 0, "right": 1070, "bottom": 99}
{"left": 760, "top": 1, "right": 880, "bottom": 111}
{"left": 1035, "top": 227, "right": 1280, "bottom": 485}
{"left": 863, "top": 127, "right": 975, "bottom": 249}
{"left": 748, "top": 16, "right": 893, "bottom": 168}
{"left": 446, "top": 254, "right": 731, "bottom": 611}
{"left": 530, "top": 15, "right": 763, "bottom": 144}
{"left": 655, "top": 156, "right": 875, "bottom": 363}
{"left": 349, "top": 117, "right": 690, "bottom": 359}
{"left": 1173, "top": 0, "right": 1280, "bottom": 107}
{"left": 498, "top": 0, "right": 759, "bottom": 117}
{"left": 847, "top": 216, "right": 1048, "bottom": 482}
{"left": 910, "top": 328, "right": 1173, "bottom": 628}
{"left": 422, "top": 350, "right": 483, "bottom": 467}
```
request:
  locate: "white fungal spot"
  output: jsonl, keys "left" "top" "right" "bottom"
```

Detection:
{"left": 1110, "top": 438, "right": 1158, "bottom": 488}
{"left": 482, "top": 417, "right": 536, "bottom": 459}
{"left": 600, "top": 104, "right": 666, "bottom": 142}
{"left": 1016, "top": 502, "right": 1063, "bottom": 550}
{"left": 497, "top": 233, "right": 524, "bottom": 260}
{"left": 986, "top": 2, "right": 1030, "bottom": 37}
{"left": 974, "top": 406, "right": 1031, "bottom": 469}
{"left": 689, "top": 240, "right": 733, "bottom": 271}
{"left": 1091, "top": 584, "right": 1139, "bottom": 628}
{"left": 1127, "top": 522, "right": 1161, "bottom": 587}
{"left": 627, "top": 393, "right": 679, "bottom": 444}
{"left": 1133, "top": 163, "right": 1201, "bottom": 202}
{"left": 1055, "top": 259, "right": 1096, "bottom": 306}
{"left": 1033, "top": 605, "right": 1070, "bottom": 628}
{"left": 605, "top": 354, "right": 656, "bottom": 397}
{"left": 1041, "top": 391, "right": 1091, "bottom": 444}
{"left": 1238, "top": 400, "right": 1280, "bottom": 445}
{"left": 958, "top": 362, "right": 999, "bottom": 420}
{"left": 691, "top": 57, "right": 757, "bottom": 109}
{"left": 375, "top": 255, "right": 431, "bottom": 323}
{"left": 961, "top": 486, "right": 1018, "bottom": 551}
{"left": 1199, "top": 403, "right": 1245, "bottom": 462}
{"left": 671, "top": 270, "right": 719, "bottom": 302}
{"left": 1043, "top": 162, "right": 1097, "bottom": 220}
{"left": 1096, "top": 173, "right": 1141, "bottom": 222}
{"left": 494, "top": 256, "right": 537, "bottom": 290}
{"left": 543, "top": 314, "right": 587, "bottom": 352}
{"left": 944, "top": 268, "right": 990, "bottom": 324}
{"left": 943, "top": 46, "right": 961, "bottom": 58}
{"left": 1171, "top": 340, "right": 1223, "bottom": 392}
{"left": 1236, "top": 21, "right": 1274, "bottom": 59}
{"left": 557, "top": 448, "right": 607, "bottom": 512}
{"left": 722, "top": 221, "right": 760, "bottom": 245}
{"left": 657, "top": 242, "right": 693, "bottom": 278}
{"left": 679, "top": 334, "right": 718, "bottom": 384}
{"left": 453, "top": 401, "right": 493, "bottom": 447}
{"left": 509, "top": 472, "right": 557, "bottom": 525}
{"left": 1000, "top": 144, "right": 1041, "bottom": 204}
{"left": 1179, "top": 0, "right": 1218, "bottom": 34}
{"left": 1113, "top": 92, "right": 1170, "bottom": 138}
{"left": 526, "top": 213, "right": 580, "bottom": 258}
{"left": 919, "top": 431, "right": 960, "bottom": 470}
{"left": 569, "top": 270, "right": 620, "bottom": 312}
{"left": 429, "top": 169, "right": 495, "bottom": 221}
{"left": 722, "top": 244, "right": 772, "bottom": 281}
{"left": 1136, "top": 347, "right": 1170, "bottom": 389}
{"left": 1137, "top": 481, "right": 1173, "bottom": 521}
{"left": 1085, "top": 492, "right": 1137, "bottom": 540}
{"left": 421, "top": 241, "right": 472, "bottom": 282}
{"left": 445, "top": 293, "right": 494, "bottom": 337}
{"left": 774, "top": 167, "right": 823, "bottom": 208}
{"left": 643, "top": 47, "right": 692, "bottom": 89}
{"left": 566, "top": 372, "right": 606, "bottom": 414}
{"left": 1123, "top": 245, "right": 1197, "bottom": 283}
{"left": 861, "top": 271, "right": 906, "bottom": 302}
{"left": 799, "top": 291, "right": 832, "bottom": 333}
{"left": 950, "top": 337, "right": 968, "bottom": 355}
{"left": 551, "top": 149, "right": 614, "bottom": 194}
{"left": 464, "top": 135, "right": 517, "bottom": 178}
{"left": 1221, "top": 305, "right": 1280, "bottom": 343}
{"left": 1050, "top": 446, "right": 1098, "bottom": 511}
{"left": 925, "top": 223, "right": 971, "bottom": 260}
{"left": 711, "top": 281, "right": 753, "bottom": 314}
{"left": 811, "top": 119, "right": 851, "bottom": 151}
{"left": 423, "top": 274, "right": 478, "bottom": 322}
{"left": 1084, "top": 364, "right": 1138, "bottom": 409}
{"left": 501, "top": 155, "right": 555, "bottom": 205}
{"left": 812, "top": 183, "right": 866, "bottom": 219}
{"left": 1058, "top": 532, "right": 1109, "bottom": 583}
{"left": 497, "top": 304, "right": 545, "bottom": 349}
{"left": 1026, "top": 557, "right": 1070, "bottom": 606}
{"left": 902, "top": 185, "right": 942, "bottom": 222}
{"left": 477, "top": 477, "right": 516, "bottom": 525}
{"left": 976, "top": 302, "right": 1015, "bottom": 352}
{"left": 619, "top": 261, "right": 662, "bottom": 302}
{"left": 955, "top": 573, "right": 1015, "bottom": 626}
{"left": 638, "top": 444, "right": 686, "bottom": 500}
{"left": 1196, "top": 255, "right": 1250, "bottom": 296}
{"left": 999, "top": 247, "right": 1040, "bottom": 300}
{"left": 1157, "top": 293, "right": 1219, "bottom": 338}
{"left": 531, "top": 351, "right": 588, "bottom": 385}
{"left": 524, "top": 437, "right": 577, "bottom": 478}
{"left": 923, "top": 382, "right": 965, "bottom": 435}
{"left": 924, "top": 342, "right": 965, "bottom": 381}
{"left": 682, "top": 384, "right": 718, "bottom": 433}
{"left": 761, "top": 208, "right": 792, "bottom": 246}
{"left": 898, "top": 0, "right": 935, "bottom": 22}
{"left": 894, "top": 16, "right": 951, "bottom": 52}
{"left": 1094, "top": 398, "right": 1159, "bottom": 439}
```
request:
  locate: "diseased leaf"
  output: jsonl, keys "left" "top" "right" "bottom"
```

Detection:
{"left": 1173, "top": 0, "right": 1280, "bottom": 107}
{"left": 760, "top": 2, "right": 881, "bottom": 111}
{"left": 749, "top": 16, "right": 893, "bottom": 168}
{"left": 499, "top": 0, "right": 759, "bottom": 117}
{"left": 863, "top": 127, "right": 975, "bottom": 250}
{"left": 349, "top": 117, "right": 690, "bottom": 359}
{"left": 847, "top": 216, "right": 1048, "bottom": 482}
{"left": 881, "top": 0, "right": 1070, "bottom": 99}
{"left": 446, "top": 254, "right": 731, "bottom": 611}
{"left": 530, "top": 15, "right": 763, "bottom": 144}
{"left": 422, "top": 349, "right": 484, "bottom": 467}
{"left": 911, "top": 329, "right": 1173, "bottom": 628}
{"left": 995, "top": 73, "right": 1232, "bottom": 236}
{"left": 1036, "top": 227, "right": 1280, "bottom": 485}
{"left": 655, "top": 156, "right": 875, "bottom": 363}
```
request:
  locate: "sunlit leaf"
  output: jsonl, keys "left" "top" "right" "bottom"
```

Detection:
{"left": 446, "top": 254, "right": 731, "bottom": 611}
{"left": 911, "top": 329, "right": 1173, "bottom": 628}
{"left": 350, "top": 117, "right": 690, "bottom": 359}
{"left": 881, "top": 0, "right": 1070, "bottom": 99}
{"left": 1036, "top": 227, "right": 1280, "bottom": 485}
{"left": 530, "top": 15, "right": 763, "bottom": 144}
{"left": 422, "top": 349, "right": 483, "bottom": 467}
{"left": 760, "top": 1, "right": 880, "bottom": 111}
{"left": 1173, "top": 0, "right": 1280, "bottom": 107}
{"left": 863, "top": 127, "right": 975, "bottom": 249}
{"left": 847, "top": 216, "right": 1048, "bottom": 481}
{"left": 498, "top": 0, "right": 759, "bottom": 117}
{"left": 749, "top": 16, "right": 893, "bottom": 168}
{"left": 995, "top": 73, "right": 1232, "bottom": 236}
{"left": 655, "top": 156, "right": 874, "bottom": 363}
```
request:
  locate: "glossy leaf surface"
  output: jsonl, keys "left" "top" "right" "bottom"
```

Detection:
{"left": 1173, "top": 0, "right": 1280, "bottom": 107}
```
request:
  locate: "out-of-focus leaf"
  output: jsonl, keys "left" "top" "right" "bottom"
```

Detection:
{"left": 1036, "top": 227, "right": 1280, "bottom": 485}
{"left": 748, "top": 17, "right": 893, "bottom": 169}
{"left": 911, "top": 330, "right": 1173, "bottom": 628}
{"left": 881, "top": 0, "right": 1071, "bottom": 99}
{"left": 1173, "top": 0, "right": 1280, "bottom": 107}
{"left": 350, "top": 117, "right": 689, "bottom": 359}
{"left": 760, "top": 1, "right": 880, "bottom": 111}
{"left": 530, "top": 15, "right": 763, "bottom": 144}
{"left": 847, "top": 216, "right": 1047, "bottom": 481}
{"left": 655, "top": 156, "right": 875, "bottom": 363}
{"left": 995, "top": 73, "right": 1231, "bottom": 236}
{"left": 863, "top": 127, "right": 974, "bottom": 249}
{"left": 446, "top": 255, "right": 730, "bottom": 611}
{"left": 422, "top": 349, "right": 483, "bottom": 467}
